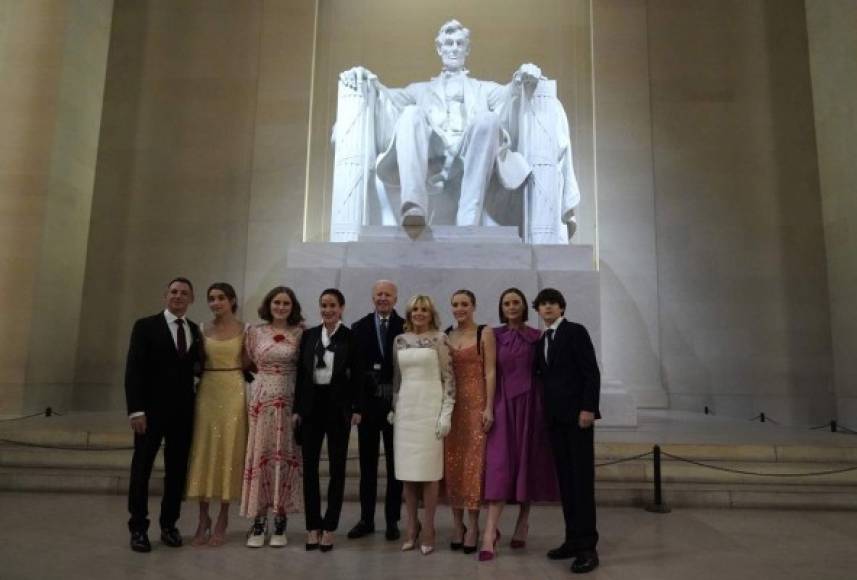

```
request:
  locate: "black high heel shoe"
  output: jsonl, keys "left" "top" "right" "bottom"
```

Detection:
{"left": 305, "top": 530, "right": 320, "bottom": 551}
{"left": 462, "top": 526, "right": 479, "bottom": 554}
{"left": 450, "top": 525, "right": 467, "bottom": 551}
{"left": 320, "top": 531, "right": 334, "bottom": 553}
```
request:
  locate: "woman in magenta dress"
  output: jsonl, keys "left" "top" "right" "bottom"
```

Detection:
{"left": 479, "top": 288, "right": 559, "bottom": 561}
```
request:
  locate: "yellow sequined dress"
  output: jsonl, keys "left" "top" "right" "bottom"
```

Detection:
{"left": 185, "top": 331, "right": 248, "bottom": 502}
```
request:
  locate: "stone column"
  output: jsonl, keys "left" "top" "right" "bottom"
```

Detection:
{"left": 0, "top": 1, "right": 113, "bottom": 415}
{"left": 593, "top": 0, "right": 667, "bottom": 408}
{"left": 805, "top": 0, "right": 857, "bottom": 424}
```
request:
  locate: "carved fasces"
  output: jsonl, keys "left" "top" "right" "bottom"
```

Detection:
{"left": 330, "top": 79, "right": 374, "bottom": 242}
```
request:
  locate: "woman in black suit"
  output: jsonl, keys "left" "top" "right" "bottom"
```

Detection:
{"left": 294, "top": 288, "right": 365, "bottom": 552}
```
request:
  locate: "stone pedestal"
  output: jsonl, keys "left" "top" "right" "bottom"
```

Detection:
{"left": 284, "top": 229, "right": 637, "bottom": 427}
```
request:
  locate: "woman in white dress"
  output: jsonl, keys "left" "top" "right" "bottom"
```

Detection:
{"left": 390, "top": 294, "right": 455, "bottom": 555}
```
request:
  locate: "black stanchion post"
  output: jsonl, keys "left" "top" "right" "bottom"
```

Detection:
{"left": 831, "top": 420, "right": 838, "bottom": 433}
{"left": 760, "top": 412, "right": 766, "bottom": 423}
{"left": 645, "top": 445, "right": 671, "bottom": 514}
{"left": 704, "top": 406, "right": 710, "bottom": 415}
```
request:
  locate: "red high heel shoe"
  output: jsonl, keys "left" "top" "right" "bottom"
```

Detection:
{"left": 477, "top": 530, "right": 501, "bottom": 562}
{"left": 510, "top": 524, "right": 529, "bottom": 549}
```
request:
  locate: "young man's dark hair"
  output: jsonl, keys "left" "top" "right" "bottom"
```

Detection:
{"left": 532, "top": 287, "right": 566, "bottom": 313}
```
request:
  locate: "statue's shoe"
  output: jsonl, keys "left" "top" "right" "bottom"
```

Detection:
{"left": 402, "top": 207, "right": 426, "bottom": 226}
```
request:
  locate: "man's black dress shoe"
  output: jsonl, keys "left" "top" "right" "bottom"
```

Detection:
{"left": 385, "top": 523, "right": 401, "bottom": 541}
{"left": 160, "top": 528, "right": 183, "bottom": 548}
{"left": 130, "top": 531, "right": 151, "bottom": 553}
{"left": 547, "top": 544, "right": 579, "bottom": 560}
{"left": 347, "top": 521, "right": 375, "bottom": 539}
{"left": 571, "top": 551, "right": 599, "bottom": 574}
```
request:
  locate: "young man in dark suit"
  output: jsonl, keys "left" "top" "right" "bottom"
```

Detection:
{"left": 534, "top": 288, "right": 601, "bottom": 574}
{"left": 347, "top": 280, "right": 405, "bottom": 541}
{"left": 125, "top": 277, "right": 203, "bottom": 553}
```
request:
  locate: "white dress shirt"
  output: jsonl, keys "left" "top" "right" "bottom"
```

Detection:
{"left": 544, "top": 318, "right": 563, "bottom": 362}
{"left": 313, "top": 322, "right": 342, "bottom": 385}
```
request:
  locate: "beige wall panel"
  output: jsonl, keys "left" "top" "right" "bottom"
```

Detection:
{"left": 593, "top": 0, "right": 666, "bottom": 408}
{"left": 649, "top": 0, "right": 833, "bottom": 423}
{"left": 74, "top": 0, "right": 262, "bottom": 410}
{"left": 241, "top": 0, "right": 315, "bottom": 314}
{"left": 0, "top": 0, "right": 113, "bottom": 414}
{"left": 805, "top": 0, "right": 857, "bottom": 424}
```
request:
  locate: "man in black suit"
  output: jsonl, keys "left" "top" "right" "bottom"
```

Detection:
{"left": 125, "top": 277, "right": 203, "bottom": 553}
{"left": 347, "top": 280, "right": 405, "bottom": 541}
{"left": 534, "top": 288, "right": 601, "bottom": 574}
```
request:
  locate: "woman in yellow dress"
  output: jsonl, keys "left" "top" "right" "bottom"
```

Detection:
{"left": 186, "top": 282, "right": 249, "bottom": 546}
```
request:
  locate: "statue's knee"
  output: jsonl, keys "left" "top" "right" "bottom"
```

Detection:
{"left": 399, "top": 105, "right": 425, "bottom": 127}
{"left": 472, "top": 111, "right": 501, "bottom": 134}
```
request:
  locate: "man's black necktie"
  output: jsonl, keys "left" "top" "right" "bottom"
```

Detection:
{"left": 176, "top": 319, "right": 187, "bottom": 357}
{"left": 379, "top": 317, "right": 389, "bottom": 357}
{"left": 545, "top": 328, "right": 555, "bottom": 364}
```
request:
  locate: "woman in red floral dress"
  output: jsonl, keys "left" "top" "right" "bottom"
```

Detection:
{"left": 240, "top": 286, "right": 304, "bottom": 548}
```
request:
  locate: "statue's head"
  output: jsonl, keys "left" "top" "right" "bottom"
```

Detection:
{"left": 435, "top": 19, "right": 470, "bottom": 70}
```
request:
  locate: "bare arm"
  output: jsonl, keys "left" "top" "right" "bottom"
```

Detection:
{"left": 481, "top": 328, "right": 497, "bottom": 433}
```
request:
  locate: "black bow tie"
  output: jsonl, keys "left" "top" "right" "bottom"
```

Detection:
{"left": 315, "top": 339, "right": 335, "bottom": 369}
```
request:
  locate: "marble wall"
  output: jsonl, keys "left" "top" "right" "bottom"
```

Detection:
{"left": 0, "top": 0, "right": 113, "bottom": 415}
{"left": 805, "top": 0, "right": 857, "bottom": 425}
{"left": 0, "top": 1, "right": 842, "bottom": 425}
{"left": 73, "top": 0, "right": 316, "bottom": 411}
{"left": 646, "top": 0, "right": 833, "bottom": 424}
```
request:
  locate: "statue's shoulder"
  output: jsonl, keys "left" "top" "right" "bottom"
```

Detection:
{"left": 405, "top": 79, "right": 433, "bottom": 93}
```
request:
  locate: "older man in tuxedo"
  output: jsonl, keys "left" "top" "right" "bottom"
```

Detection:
{"left": 347, "top": 280, "right": 405, "bottom": 541}
{"left": 534, "top": 288, "right": 601, "bottom": 574}
{"left": 125, "top": 277, "right": 203, "bottom": 553}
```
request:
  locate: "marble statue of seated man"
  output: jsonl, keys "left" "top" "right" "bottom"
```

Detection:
{"left": 340, "top": 19, "right": 542, "bottom": 227}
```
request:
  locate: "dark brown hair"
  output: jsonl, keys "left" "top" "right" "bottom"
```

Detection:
{"left": 320, "top": 288, "right": 345, "bottom": 306}
{"left": 498, "top": 287, "right": 529, "bottom": 323}
{"left": 207, "top": 282, "right": 238, "bottom": 313}
{"left": 258, "top": 286, "right": 303, "bottom": 325}
{"left": 532, "top": 288, "right": 566, "bottom": 313}
{"left": 166, "top": 277, "right": 194, "bottom": 294}
{"left": 451, "top": 288, "right": 476, "bottom": 307}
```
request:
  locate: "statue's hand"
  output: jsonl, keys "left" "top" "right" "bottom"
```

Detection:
{"left": 340, "top": 66, "right": 377, "bottom": 91}
{"left": 514, "top": 63, "right": 543, "bottom": 85}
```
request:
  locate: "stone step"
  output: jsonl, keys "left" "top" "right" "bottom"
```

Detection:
{"left": 3, "top": 440, "right": 857, "bottom": 486}
{"left": 2, "top": 466, "right": 856, "bottom": 510}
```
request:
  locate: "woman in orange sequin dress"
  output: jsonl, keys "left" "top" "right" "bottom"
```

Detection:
{"left": 444, "top": 289, "right": 496, "bottom": 555}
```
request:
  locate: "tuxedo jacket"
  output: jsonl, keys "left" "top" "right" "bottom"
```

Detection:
{"left": 350, "top": 311, "right": 404, "bottom": 394}
{"left": 124, "top": 312, "right": 203, "bottom": 417}
{"left": 535, "top": 319, "right": 601, "bottom": 425}
{"left": 295, "top": 324, "right": 366, "bottom": 419}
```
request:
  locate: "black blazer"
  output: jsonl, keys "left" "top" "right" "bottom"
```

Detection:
{"left": 350, "top": 310, "right": 404, "bottom": 394}
{"left": 295, "top": 324, "right": 366, "bottom": 419}
{"left": 535, "top": 319, "right": 601, "bottom": 424}
{"left": 124, "top": 312, "right": 203, "bottom": 417}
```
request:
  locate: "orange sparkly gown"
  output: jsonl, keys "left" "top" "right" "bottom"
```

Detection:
{"left": 443, "top": 343, "right": 486, "bottom": 509}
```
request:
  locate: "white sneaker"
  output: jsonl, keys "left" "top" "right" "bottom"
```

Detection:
{"left": 269, "top": 515, "right": 288, "bottom": 548}
{"left": 246, "top": 517, "right": 267, "bottom": 548}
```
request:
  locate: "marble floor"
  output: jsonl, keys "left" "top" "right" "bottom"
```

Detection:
{"left": 1, "top": 493, "right": 854, "bottom": 580}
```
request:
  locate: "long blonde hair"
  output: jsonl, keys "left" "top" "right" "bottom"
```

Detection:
{"left": 404, "top": 294, "right": 441, "bottom": 332}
